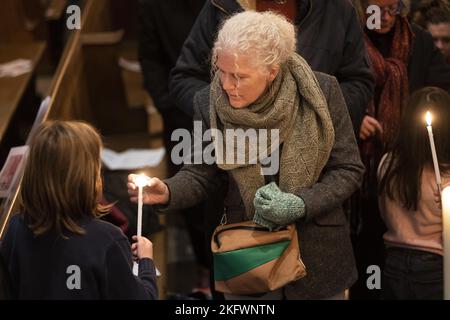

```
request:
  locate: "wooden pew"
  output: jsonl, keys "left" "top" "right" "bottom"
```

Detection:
{"left": 0, "top": 42, "right": 46, "bottom": 166}
{"left": 0, "top": 0, "right": 48, "bottom": 43}
{"left": 0, "top": 0, "right": 69, "bottom": 166}
{"left": 0, "top": 0, "right": 167, "bottom": 298}
{"left": 0, "top": 0, "right": 143, "bottom": 154}
{"left": 0, "top": 0, "right": 128, "bottom": 239}
{"left": 48, "top": 0, "right": 147, "bottom": 134}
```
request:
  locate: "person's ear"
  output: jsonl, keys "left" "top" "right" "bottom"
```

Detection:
{"left": 267, "top": 65, "right": 280, "bottom": 83}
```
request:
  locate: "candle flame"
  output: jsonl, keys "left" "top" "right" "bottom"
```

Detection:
{"left": 134, "top": 174, "right": 150, "bottom": 188}
{"left": 426, "top": 111, "right": 432, "bottom": 126}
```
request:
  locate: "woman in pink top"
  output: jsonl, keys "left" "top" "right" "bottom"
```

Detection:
{"left": 378, "top": 87, "right": 450, "bottom": 300}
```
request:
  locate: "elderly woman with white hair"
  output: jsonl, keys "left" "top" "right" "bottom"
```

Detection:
{"left": 128, "top": 11, "right": 364, "bottom": 300}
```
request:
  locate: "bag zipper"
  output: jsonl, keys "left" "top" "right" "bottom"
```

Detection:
{"left": 214, "top": 224, "right": 288, "bottom": 248}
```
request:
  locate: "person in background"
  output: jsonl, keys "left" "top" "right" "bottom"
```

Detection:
{"left": 0, "top": 121, "right": 157, "bottom": 299}
{"left": 138, "top": 0, "right": 205, "bottom": 161}
{"left": 138, "top": 0, "right": 210, "bottom": 297}
{"left": 410, "top": 1, "right": 450, "bottom": 65}
{"left": 378, "top": 87, "right": 450, "bottom": 300}
{"left": 426, "top": 7, "right": 450, "bottom": 65}
{"left": 351, "top": 0, "right": 450, "bottom": 299}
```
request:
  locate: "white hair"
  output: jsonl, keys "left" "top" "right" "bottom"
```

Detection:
{"left": 212, "top": 11, "right": 296, "bottom": 73}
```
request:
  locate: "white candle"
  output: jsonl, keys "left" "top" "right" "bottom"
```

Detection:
{"left": 426, "top": 111, "right": 442, "bottom": 194}
{"left": 138, "top": 185, "right": 143, "bottom": 237}
{"left": 134, "top": 174, "right": 150, "bottom": 236}
{"left": 441, "top": 187, "right": 450, "bottom": 299}
{"left": 132, "top": 174, "right": 150, "bottom": 276}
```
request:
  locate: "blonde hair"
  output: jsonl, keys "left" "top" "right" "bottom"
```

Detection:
{"left": 19, "top": 121, "right": 111, "bottom": 237}
{"left": 212, "top": 11, "right": 296, "bottom": 74}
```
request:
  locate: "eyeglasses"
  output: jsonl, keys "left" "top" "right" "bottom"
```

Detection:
{"left": 368, "top": 0, "right": 404, "bottom": 16}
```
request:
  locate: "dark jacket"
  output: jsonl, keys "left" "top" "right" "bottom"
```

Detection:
{"left": 0, "top": 214, "right": 157, "bottom": 300}
{"left": 138, "top": 0, "right": 205, "bottom": 113}
{"left": 163, "top": 72, "right": 365, "bottom": 299}
{"left": 169, "top": 0, "right": 374, "bottom": 135}
{"left": 0, "top": 254, "right": 12, "bottom": 299}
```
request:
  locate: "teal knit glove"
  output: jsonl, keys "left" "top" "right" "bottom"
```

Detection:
{"left": 252, "top": 182, "right": 306, "bottom": 230}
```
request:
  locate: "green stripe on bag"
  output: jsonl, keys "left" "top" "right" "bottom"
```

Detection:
{"left": 214, "top": 241, "right": 290, "bottom": 281}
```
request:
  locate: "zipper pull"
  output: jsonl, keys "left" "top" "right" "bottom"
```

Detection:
{"left": 220, "top": 208, "right": 228, "bottom": 226}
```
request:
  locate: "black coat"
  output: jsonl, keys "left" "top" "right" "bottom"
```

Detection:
{"left": 169, "top": 0, "right": 375, "bottom": 135}
{"left": 138, "top": 0, "right": 205, "bottom": 113}
{"left": 0, "top": 254, "right": 12, "bottom": 299}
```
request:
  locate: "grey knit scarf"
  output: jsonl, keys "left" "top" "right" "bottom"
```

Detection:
{"left": 210, "top": 53, "right": 335, "bottom": 217}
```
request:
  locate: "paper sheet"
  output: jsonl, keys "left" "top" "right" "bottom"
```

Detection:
{"left": 0, "top": 59, "right": 32, "bottom": 77}
{"left": 101, "top": 148, "right": 165, "bottom": 170}
{"left": 118, "top": 57, "right": 142, "bottom": 73}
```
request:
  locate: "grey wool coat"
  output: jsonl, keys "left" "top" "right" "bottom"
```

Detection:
{"left": 163, "top": 72, "right": 365, "bottom": 299}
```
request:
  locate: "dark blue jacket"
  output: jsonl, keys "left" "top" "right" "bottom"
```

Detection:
{"left": 0, "top": 214, "right": 157, "bottom": 300}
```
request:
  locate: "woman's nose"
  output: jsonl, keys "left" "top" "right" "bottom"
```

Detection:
{"left": 221, "top": 74, "right": 236, "bottom": 91}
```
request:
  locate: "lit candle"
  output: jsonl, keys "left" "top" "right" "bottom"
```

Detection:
{"left": 426, "top": 111, "right": 442, "bottom": 194}
{"left": 441, "top": 187, "right": 450, "bottom": 299}
{"left": 132, "top": 173, "right": 150, "bottom": 276}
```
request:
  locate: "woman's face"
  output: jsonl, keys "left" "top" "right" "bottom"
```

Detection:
{"left": 217, "top": 51, "right": 278, "bottom": 109}
{"left": 366, "top": 0, "right": 399, "bottom": 34}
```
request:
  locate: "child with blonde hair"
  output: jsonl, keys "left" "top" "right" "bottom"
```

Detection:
{"left": 1, "top": 121, "right": 157, "bottom": 299}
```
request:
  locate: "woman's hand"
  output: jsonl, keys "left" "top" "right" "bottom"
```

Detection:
{"left": 359, "top": 115, "right": 383, "bottom": 140}
{"left": 253, "top": 182, "right": 305, "bottom": 230}
{"left": 127, "top": 174, "right": 170, "bottom": 205}
{"left": 131, "top": 235, "right": 153, "bottom": 260}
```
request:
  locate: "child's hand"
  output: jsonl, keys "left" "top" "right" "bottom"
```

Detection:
{"left": 434, "top": 189, "right": 442, "bottom": 210}
{"left": 131, "top": 235, "right": 153, "bottom": 260}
